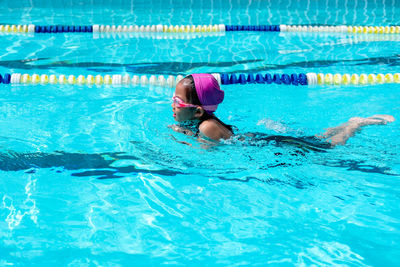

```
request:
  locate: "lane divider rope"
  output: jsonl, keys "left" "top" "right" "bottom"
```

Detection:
{"left": 1, "top": 24, "right": 399, "bottom": 35}
{"left": 1, "top": 72, "right": 399, "bottom": 87}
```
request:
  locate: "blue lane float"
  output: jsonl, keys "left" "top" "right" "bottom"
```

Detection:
{"left": 0, "top": 73, "right": 11, "bottom": 84}
{"left": 225, "top": 25, "right": 280, "bottom": 31}
{"left": 34, "top": 25, "right": 93, "bottom": 33}
{"left": 220, "top": 73, "right": 308, "bottom": 86}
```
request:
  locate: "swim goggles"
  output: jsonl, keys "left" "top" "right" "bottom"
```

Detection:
{"left": 172, "top": 95, "right": 199, "bottom": 108}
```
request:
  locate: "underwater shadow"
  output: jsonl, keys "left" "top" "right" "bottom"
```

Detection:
{"left": 0, "top": 151, "right": 182, "bottom": 179}
{"left": 0, "top": 58, "right": 263, "bottom": 75}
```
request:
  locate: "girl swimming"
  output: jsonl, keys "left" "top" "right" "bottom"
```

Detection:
{"left": 170, "top": 73, "right": 395, "bottom": 147}
{"left": 171, "top": 73, "right": 234, "bottom": 141}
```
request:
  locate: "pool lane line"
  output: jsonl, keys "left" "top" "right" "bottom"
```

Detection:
{"left": 1, "top": 73, "right": 189, "bottom": 87}
{"left": 1, "top": 24, "right": 400, "bottom": 35}
{"left": 1, "top": 73, "right": 399, "bottom": 87}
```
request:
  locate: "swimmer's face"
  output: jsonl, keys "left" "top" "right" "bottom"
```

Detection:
{"left": 172, "top": 80, "right": 199, "bottom": 122}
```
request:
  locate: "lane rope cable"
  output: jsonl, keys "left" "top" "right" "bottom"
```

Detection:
{"left": 1, "top": 24, "right": 399, "bottom": 36}
{"left": 1, "top": 72, "right": 399, "bottom": 87}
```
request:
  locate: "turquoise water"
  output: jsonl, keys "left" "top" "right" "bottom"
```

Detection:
{"left": 1, "top": 0, "right": 400, "bottom": 265}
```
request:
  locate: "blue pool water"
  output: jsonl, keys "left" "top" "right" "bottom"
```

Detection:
{"left": 1, "top": 0, "right": 400, "bottom": 265}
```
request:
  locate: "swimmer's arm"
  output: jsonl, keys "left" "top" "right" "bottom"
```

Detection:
{"left": 168, "top": 125, "right": 196, "bottom": 147}
{"left": 199, "top": 120, "right": 232, "bottom": 141}
{"left": 168, "top": 125, "right": 215, "bottom": 148}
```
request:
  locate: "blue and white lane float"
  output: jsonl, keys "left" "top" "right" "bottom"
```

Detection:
{"left": 1, "top": 24, "right": 400, "bottom": 35}
{"left": 1, "top": 73, "right": 399, "bottom": 87}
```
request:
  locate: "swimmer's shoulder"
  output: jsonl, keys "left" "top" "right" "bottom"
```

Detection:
{"left": 199, "top": 118, "right": 233, "bottom": 141}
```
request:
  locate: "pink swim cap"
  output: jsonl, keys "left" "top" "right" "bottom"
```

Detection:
{"left": 192, "top": 73, "right": 224, "bottom": 115}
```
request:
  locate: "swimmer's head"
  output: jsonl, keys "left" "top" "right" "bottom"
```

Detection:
{"left": 172, "top": 74, "right": 224, "bottom": 122}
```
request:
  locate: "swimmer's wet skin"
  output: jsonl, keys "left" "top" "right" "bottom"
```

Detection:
{"left": 320, "top": 115, "right": 395, "bottom": 146}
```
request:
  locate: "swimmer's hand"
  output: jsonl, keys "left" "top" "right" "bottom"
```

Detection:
{"left": 168, "top": 125, "right": 215, "bottom": 149}
{"left": 170, "top": 134, "right": 193, "bottom": 146}
{"left": 168, "top": 124, "right": 195, "bottom": 136}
